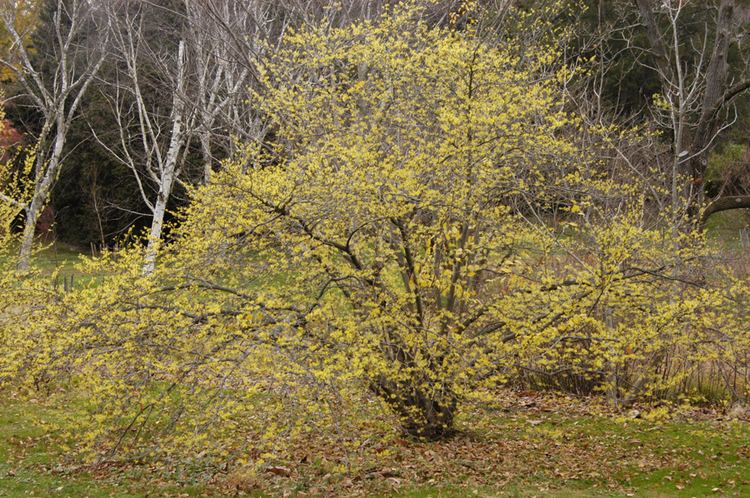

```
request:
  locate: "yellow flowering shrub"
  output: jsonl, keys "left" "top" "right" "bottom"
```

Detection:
{"left": 2, "top": 2, "right": 748, "bottom": 473}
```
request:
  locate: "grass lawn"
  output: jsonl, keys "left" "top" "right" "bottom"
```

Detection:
{"left": 706, "top": 210, "right": 750, "bottom": 250}
{"left": 0, "top": 398, "right": 211, "bottom": 497}
{"left": 1, "top": 393, "right": 749, "bottom": 497}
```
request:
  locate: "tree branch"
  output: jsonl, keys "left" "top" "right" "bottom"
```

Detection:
{"left": 702, "top": 195, "right": 750, "bottom": 224}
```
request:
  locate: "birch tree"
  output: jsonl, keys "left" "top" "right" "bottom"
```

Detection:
{"left": 101, "top": 0, "right": 279, "bottom": 272}
{"left": 185, "top": 0, "right": 267, "bottom": 184}
{"left": 0, "top": 0, "right": 39, "bottom": 82}
{"left": 98, "top": 0, "right": 195, "bottom": 274}
{"left": 0, "top": 0, "right": 109, "bottom": 269}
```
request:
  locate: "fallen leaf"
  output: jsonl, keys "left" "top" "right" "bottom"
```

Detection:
{"left": 266, "top": 466, "right": 291, "bottom": 477}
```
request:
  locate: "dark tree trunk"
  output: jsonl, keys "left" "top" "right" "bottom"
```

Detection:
{"left": 374, "top": 377, "right": 457, "bottom": 440}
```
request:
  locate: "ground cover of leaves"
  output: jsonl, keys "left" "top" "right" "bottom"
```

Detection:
{"left": 1, "top": 391, "right": 749, "bottom": 497}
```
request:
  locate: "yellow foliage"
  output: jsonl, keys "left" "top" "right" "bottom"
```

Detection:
{"left": 0, "top": 0, "right": 40, "bottom": 82}
{"left": 0, "top": 1, "right": 747, "bottom": 473}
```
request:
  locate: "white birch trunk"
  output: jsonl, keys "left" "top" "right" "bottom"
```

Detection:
{"left": 142, "top": 40, "right": 186, "bottom": 274}
{"left": 17, "top": 126, "right": 66, "bottom": 271}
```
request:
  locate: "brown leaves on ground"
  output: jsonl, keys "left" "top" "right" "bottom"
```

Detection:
{"left": 6, "top": 391, "right": 748, "bottom": 497}
{"left": 210, "top": 391, "right": 750, "bottom": 497}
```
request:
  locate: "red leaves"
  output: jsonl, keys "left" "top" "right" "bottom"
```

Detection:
{"left": 0, "top": 119, "right": 23, "bottom": 148}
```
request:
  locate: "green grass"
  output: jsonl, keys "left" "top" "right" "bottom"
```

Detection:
{"left": 0, "top": 400, "right": 212, "bottom": 497}
{"left": 2, "top": 396, "right": 749, "bottom": 497}
{"left": 706, "top": 210, "right": 750, "bottom": 250}
{"left": 496, "top": 414, "right": 750, "bottom": 497}
{"left": 2, "top": 239, "right": 750, "bottom": 497}
{"left": 32, "top": 243, "right": 83, "bottom": 272}
{"left": 21, "top": 243, "right": 109, "bottom": 290}
{"left": 0, "top": 401, "right": 128, "bottom": 497}
{"left": 0, "top": 242, "right": 81, "bottom": 271}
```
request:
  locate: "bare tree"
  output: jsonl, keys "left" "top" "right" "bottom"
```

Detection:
{"left": 98, "top": 0, "right": 289, "bottom": 273}
{"left": 185, "top": 0, "right": 268, "bottom": 183}
{"left": 630, "top": 0, "right": 750, "bottom": 224}
{"left": 96, "top": 0, "right": 195, "bottom": 274}
{"left": 0, "top": 0, "right": 109, "bottom": 270}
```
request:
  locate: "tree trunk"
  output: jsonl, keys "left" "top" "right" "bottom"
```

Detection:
{"left": 200, "top": 130, "right": 213, "bottom": 184}
{"left": 142, "top": 153, "right": 177, "bottom": 274}
{"left": 17, "top": 128, "right": 65, "bottom": 271}
{"left": 141, "top": 40, "right": 185, "bottom": 275}
{"left": 141, "top": 130, "right": 179, "bottom": 275}
{"left": 17, "top": 200, "right": 42, "bottom": 271}
{"left": 142, "top": 190, "right": 168, "bottom": 275}
{"left": 375, "top": 377, "right": 457, "bottom": 440}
